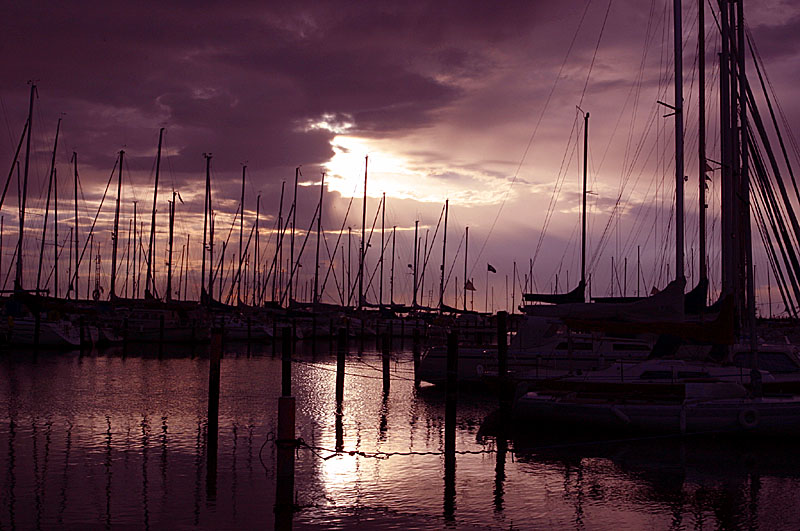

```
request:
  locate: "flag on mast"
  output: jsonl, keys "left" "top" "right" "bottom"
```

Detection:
{"left": 487, "top": 263, "right": 497, "bottom": 273}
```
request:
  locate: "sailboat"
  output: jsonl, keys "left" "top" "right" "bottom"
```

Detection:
{"left": 512, "top": 0, "right": 800, "bottom": 436}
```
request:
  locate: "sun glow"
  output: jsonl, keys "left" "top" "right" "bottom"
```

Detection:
{"left": 324, "top": 135, "right": 512, "bottom": 206}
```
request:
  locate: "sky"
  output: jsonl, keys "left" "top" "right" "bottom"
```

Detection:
{"left": 2, "top": 0, "right": 800, "bottom": 312}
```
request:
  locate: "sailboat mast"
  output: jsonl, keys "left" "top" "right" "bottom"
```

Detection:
{"left": 439, "top": 199, "right": 448, "bottom": 311}
{"left": 464, "top": 227, "right": 468, "bottom": 312}
{"left": 698, "top": 0, "right": 707, "bottom": 285}
{"left": 145, "top": 128, "right": 163, "bottom": 299}
{"left": 166, "top": 191, "right": 175, "bottom": 301}
{"left": 252, "top": 193, "right": 260, "bottom": 305}
{"left": 273, "top": 181, "right": 285, "bottom": 302}
{"left": 54, "top": 166, "right": 58, "bottom": 298}
{"left": 110, "top": 150, "right": 124, "bottom": 299}
{"left": 238, "top": 164, "right": 246, "bottom": 304}
{"left": 184, "top": 234, "right": 189, "bottom": 300}
{"left": 313, "top": 174, "right": 324, "bottom": 305}
{"left": 358, "top": 156, "right": 367, "bottom": 310}
{"left": 412, "top": 220, "right": 419, "bottom": 307}
{"left": 132, "top": 201, "right": 137, "bottom": 297}
{"left": 390, "top": 225, "right": 396, "bottom": 305}
{"left": 16, "top": 82, "right": 36, "bottom": 291}
{"left": 201, "top": 153, "right": 211, "bottom": 303}
{"left": 209, "top": 213, "right": 215, "bottom": 302}
{"left": 581, "top": 112, "right": 589, "bottom": 288}
{"left": 37, "top": 117, "right": 61, "bottom": 295}
{"left": 737, "top": 0, "right": 757, "bottom": 354}
{"left": 72, "top": 152, "right": 79, "bottom": 299}
{"left": 673, "top": 0, "right": 685, "bottom": 281}
{"left": 289, "top": 167, "right": 298, "bottom": 304}
{"left": 380, "top": 191, "right": 385, "bottom": 307}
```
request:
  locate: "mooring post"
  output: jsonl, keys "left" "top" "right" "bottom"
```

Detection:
{"left": 291, "top": 318, "right": 297, "bottom": 355}
{"left": 336, "top": 328, "right": 347, "bottom": 405}
{"left": 382, "top": 333, "right": 391, "bottom": 395}
{"left": 275, "top": 325, "right": 296, "bottom": 530}
{"left": 206, "top": 326, "right": 223, "bottom": 499}
{"left": 444, "top": 330, "right": 458, "bottom": 521}
{"left": 335, "top": 327, "right": 347, "bottom": 452}
{"left": 497, "top": 311, "right": 510, "bottom": 414}
{"left": 413, "top": 327, "right": 422, "bottom": 388}
{"left": 281, "top": 326, "right": 292, "bottom": 395}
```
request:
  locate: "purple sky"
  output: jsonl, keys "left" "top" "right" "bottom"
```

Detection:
{"left": 2, "top": 0, "right": 799, "bottom": 312}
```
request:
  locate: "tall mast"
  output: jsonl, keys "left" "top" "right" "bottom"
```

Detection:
{"left": 390, "top": 225, "right": 396, "bottom": 305}
{"left": 737, "top": 0, "right": 756, "bottom": 353}
{"left": 238, "top": 164, "right": 246, "bottom": 304}
{"left": 252, "top": 193, "right": 260, "bottom": 305}
{"left": 581, "top": 111, "right": 589, "bottom": 289}
{"left": 37, "top": 118, "right": 61, "bottom": 295}
{"left": 719, "top": 0, "right": 733, "bottom": 296}
{"left": 673, "top": 0, "right": 685, "bottom": 281}
{"left": 463, "top": 227, "right": 469, "bottom": 311}
{"left": 201, "top": 153, "right": 211, "bottom": 303}
{"left": 347, "top": 227, "right": 352, "bottom": 306}
{"left": 273, "top": 182, "right": 285, "bottom": 302}
{"left": 380, "top": 192, "right": 385, "bottom": 307}
{"left": 54, "top": 166, "right": 58, "bottom": 298}
{"left": 698, "top": 0, "right": 708, "bottom": 287}
{"left": 87, "top": 234, "right": 93, "bottom": 299}
{"left": 16, "top": 82, "right": 36, "bottom": 291}
{"left": 313, "top": 173, "right": 324, "bottom": 305}
{"left": 132, "top": 201, "right": 138, "bottom": 297}
{"left": 184, "top": 234, "right": 189, "bottom": 300}
{"left": 439, "top": 199, "right": 449, "bottom": 311}
{"left": 125, "top": 218, "right": 131, "bottom": 297}
{"left": 145, "top": 128, "right": 164, "bottom": 299}
{"left": 166, "top": 191, "right": 175, "bottom": 301}
{"left": 289, "top": 167, "right": 298, "bottom": 304}
{"left": 110, "top": 150, "right": 124, "bottom": 300}
{"left": 358, "top": 156, "right": 367, "bottom": 310}
{"left": 209, "top": 212, "right": 215, "bottom": 302}
{"left": 72, "top": 152, "right": 79, "bottom": 299}
{"left": 412, "top": 220, "right": 419, "bottom": 307}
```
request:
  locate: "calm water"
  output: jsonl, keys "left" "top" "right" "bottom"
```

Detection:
{"left": 2, "top": 341, "right": 800, "bottom": 530}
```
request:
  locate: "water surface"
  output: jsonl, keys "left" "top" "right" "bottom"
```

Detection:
{"left": 2, "top": 342, "right": 800, "bottom": 529}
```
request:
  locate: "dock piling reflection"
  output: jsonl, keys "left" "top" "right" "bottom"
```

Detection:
{"left": 275, "top": 326, "right": 296, "bottom": 530}
{"left": 444, "top": 330, "right": 458, "bottom": 521}
{"left": 206, "top": 327, "right": 222, "bottom": 500}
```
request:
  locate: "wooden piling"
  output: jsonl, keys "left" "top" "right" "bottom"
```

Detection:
{"left": 444, "top": 330, "right": 458, "bottom": 521}
{"left": 275, "top": 326, "right": 296, "bottom": 530}
{"left": 496, "top": 311, "right": 510, "bottom": 413}
{"left": 281, "top": 326, "right": 292, "bottom": 396}
{"left": 412, "top": 327, "right": 421, "bottom": 388}
{"left": 274, "top": 395, "right": 295, "bottom": 530}
{"left": 336, "top": 328, "right": 347, "bottom": 405}
{"left": 206, "top": 327, "right": 222, "bottom": 499}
